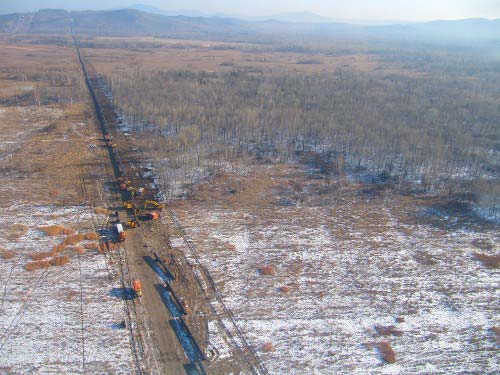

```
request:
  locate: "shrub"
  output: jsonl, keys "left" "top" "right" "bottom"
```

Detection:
{"left": 261, "top": 342, "right": 275, "bottom": 352}
{"left": 259, "top": 265, "right": 276, "bottom": 276}
{"left": 472, "top": 253, "right": 500, "bottom": 268}
{"left": 278, "top": 285, "right": 292, "bottom": 293}
{"left": 375, "top": 341, "right": 396, "bottom": 364}
{"left": 84, "top": 242, "right": 98, "bottom": 250}
{"left": 375, "top": 325, "right": 403, "bottom": 337}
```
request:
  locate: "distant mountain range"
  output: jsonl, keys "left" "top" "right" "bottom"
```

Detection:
{"left": 125, "top": 4, "right": 382, "bottom": 25}
{"left": 0, "top": 8, "right": 499, "bottom": 45}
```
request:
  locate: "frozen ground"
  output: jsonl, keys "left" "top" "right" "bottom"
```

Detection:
{"left": 0, "top": 205, "right": 134, "bottom": 374}
{"left": 172, "top": 165, "right": 500, "bottom": 374}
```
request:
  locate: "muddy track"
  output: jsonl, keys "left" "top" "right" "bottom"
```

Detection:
{"left": 72, "top": 30, "right": 203, "bottom": 374}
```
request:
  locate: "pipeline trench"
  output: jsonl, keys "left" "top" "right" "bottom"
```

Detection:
{"left": 72, "top": 30, "right": 268, "bottom": 375}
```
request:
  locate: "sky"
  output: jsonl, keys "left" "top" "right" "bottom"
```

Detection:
{"left": 1, "top": 0, "right": 499, "bottom": 21}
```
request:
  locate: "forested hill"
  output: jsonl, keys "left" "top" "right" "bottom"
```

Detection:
{"left": 0, "top": 9, "right": 499, "bottom": 45}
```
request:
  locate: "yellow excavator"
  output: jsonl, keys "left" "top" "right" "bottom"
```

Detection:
{"left": 127, "top": 218, "right": 139, "bottom": 228}
{"left": 144, "top": 200, "right": 165, "bottom": 210}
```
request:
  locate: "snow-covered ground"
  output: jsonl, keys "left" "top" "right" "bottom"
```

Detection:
{"left": 0, "top": 206, "right": 133, "bottom": 374}
{"left": 172, "top": 174, "right": 500, "bottom": 374}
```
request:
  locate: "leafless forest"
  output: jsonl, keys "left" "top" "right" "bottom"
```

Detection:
{"left": 84, "top": 37, "right": 500, "bottom": 218}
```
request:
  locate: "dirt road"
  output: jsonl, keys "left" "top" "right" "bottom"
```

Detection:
{"left": 124, "top": 221, "right": 188, "bottom": 375}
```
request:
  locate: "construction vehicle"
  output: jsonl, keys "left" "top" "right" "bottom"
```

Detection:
{"left": 127, "top": 218, "right": 139, "bottom": 228}
{"left": 145, "top": 212, "right": 160, "bottom": 220}
{"left": 127, "top": 187, "right": 138, "bottom": 197}
{"left": 138, "top": 211, "right": 160, "bottom": 221}
{"left": 114, "top": 223, "right": 126, "bottom": 242}
{"left": 132, "top": 279, "right": 142, "bottom": 297}
{"left": 144, "top": 200, "right": 165, "bottom": 210}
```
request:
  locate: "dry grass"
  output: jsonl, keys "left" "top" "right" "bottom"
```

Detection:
{"left": 6, "top": 224, "right": 29, "bottom": 240}
{"left": 375, "top": 341, "right": 397, "bottom": 364}
{"left": 472, "top": 253, "right": 500, "bottom": 269}
{"left": 38, "top": 225, "right": 74, "bottom": 236}
{"left": 88, "top": 36, "right": 381, "bottom": 77}
{"left": 375, "top": 325, "right": 403, "bottom": 337}
{"left": 95, "top": 207, "right": 112, "bottom": 215}
{"left": 84, "top": 242, "right": 98, "bottom": 250}
{"left": 259, "top": 265, "right": 277, "bottom": 276}
{"left": 51, "top": 242, "right": 66, "bottom": 254}
{"left": 30, "top": 251, "right": 54, "bottom": 261}
{"left": 50, "top": 255, "right": 70, "bottom": 266}
{"left": 73, "top": 246, "right": 86, "bottom": 255}
{"left": 64, "top": 233, "right": 86, "bottom": 246}
{"left": 1, "top": 250, "right": 16, "bottom": 260}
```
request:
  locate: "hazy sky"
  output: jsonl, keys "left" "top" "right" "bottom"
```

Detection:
{"left": 1, "top": 0, "right": 500, "bottom": 21}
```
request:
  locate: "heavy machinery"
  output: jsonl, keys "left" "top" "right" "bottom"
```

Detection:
{"left": 132, "top": 279, "right": 142, "bottom": 297}
{"left": 139, "top": 212, "right": 160, "bottom": 221}
{"left": 127, "top": 218, "right": 139, "bottom": 228}
{"left": 114, "top": 223, "right": 126, "bottom": 242}
{"left": 118, "top": 177, "right": 131, "bottom": 191}
{"left": 144, "top": 200, "right": 165, "bottom": 210}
